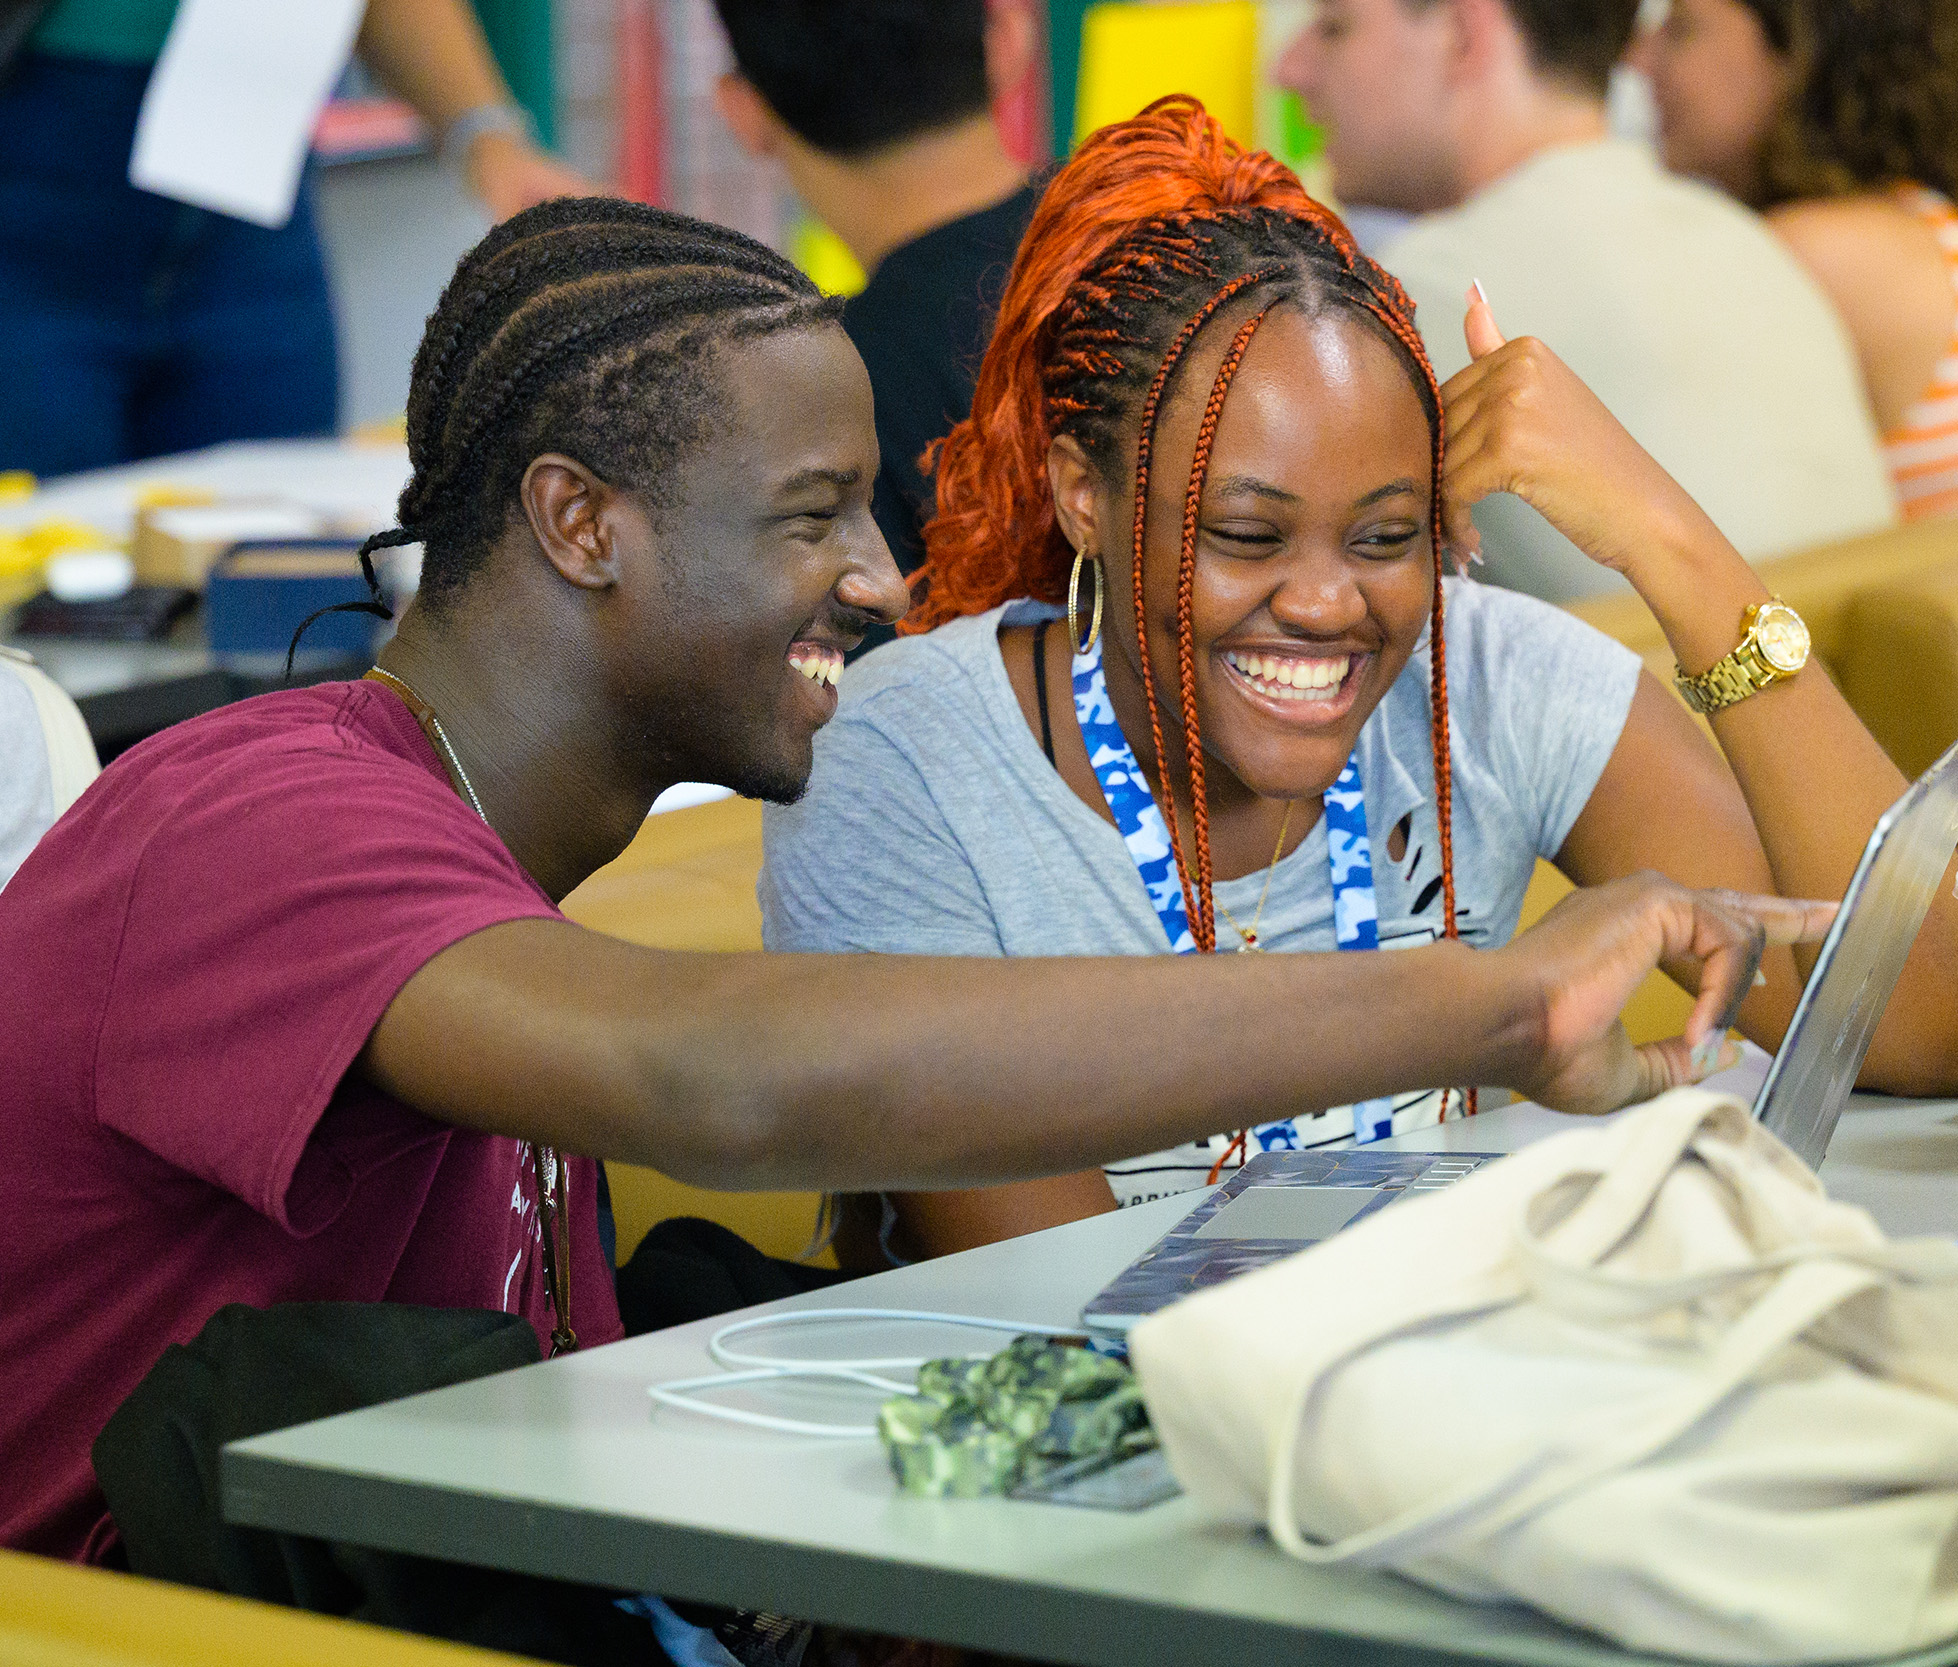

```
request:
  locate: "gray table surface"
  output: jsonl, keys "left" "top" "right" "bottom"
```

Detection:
{"left": 223, "top": 1090, "right": 1958, "bottom": 1667}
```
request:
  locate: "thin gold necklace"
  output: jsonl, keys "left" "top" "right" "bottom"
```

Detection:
{"left": 1215, "top": 799, "right": 1295, "bottom": 953}
{"left": 366, "top": 665, "right": 489, "bottom": 822}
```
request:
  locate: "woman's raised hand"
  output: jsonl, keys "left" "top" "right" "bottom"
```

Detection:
{"left": 1440, "top": 286, "right": 1736, "bottom": 582}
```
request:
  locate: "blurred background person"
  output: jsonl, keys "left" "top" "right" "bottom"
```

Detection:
{"left": 1638, "top": 0, "right": 1958, "bottom": 522}
{"left": 1274, "top": 0, "right": 1895, "bottom": 601}
{"left": 713, "top": 0, "right": 1042, "bottom": 646}
{"left": 0, "top": 0, "right": 594, "bottom": 480}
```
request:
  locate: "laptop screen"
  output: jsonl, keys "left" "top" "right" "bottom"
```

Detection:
{"left": 1756, "top": 737, "right": 1958, "bottom": 1167}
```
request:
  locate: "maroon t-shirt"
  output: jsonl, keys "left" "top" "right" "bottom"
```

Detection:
{"left": 0, "top": 681, "right": 623, "bottom": 1562}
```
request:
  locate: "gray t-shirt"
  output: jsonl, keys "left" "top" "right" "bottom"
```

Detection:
{"left": 762, "top": 579, "right": 1640, "bottom": 1199}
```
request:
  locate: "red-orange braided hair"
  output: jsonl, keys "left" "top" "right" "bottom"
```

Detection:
{"left": 916, "top": 98, "right": 1466, "bottom": 1077}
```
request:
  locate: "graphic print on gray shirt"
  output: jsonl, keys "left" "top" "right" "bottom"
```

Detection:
{"left": 762, "top": 579, "right": 1641, "bottom": 1201}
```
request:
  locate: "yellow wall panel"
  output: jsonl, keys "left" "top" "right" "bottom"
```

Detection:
{"left": 1076, "top": 1, "right": 1260, "bottom": 146}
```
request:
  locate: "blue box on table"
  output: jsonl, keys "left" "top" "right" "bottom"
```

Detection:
{"left": 204, "top": 540, "right": 381, "bottom": 660}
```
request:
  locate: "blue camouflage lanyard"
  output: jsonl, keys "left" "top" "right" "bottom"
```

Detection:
{"left": 1072, "top": 634, "right": 1400, "bottom": 1144}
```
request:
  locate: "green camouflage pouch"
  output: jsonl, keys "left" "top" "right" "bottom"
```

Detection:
{"left": 878, "top": 1336, "right": 1154, "bottom": 1498}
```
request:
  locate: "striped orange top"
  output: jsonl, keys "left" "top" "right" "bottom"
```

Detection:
{"left": 1884, "top": 186, "right": 1958, "bottom": 521}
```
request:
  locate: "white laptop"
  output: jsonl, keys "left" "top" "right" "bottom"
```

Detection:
{"left": 1753, "top": 736, "right": 1958, "bottom": 1165}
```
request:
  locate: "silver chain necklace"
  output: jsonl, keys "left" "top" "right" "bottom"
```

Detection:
{"left": 365, "top": 664, "right": 576, "bottom": 1354}
{"left": 367, "top": 665, "right": 489, "bottom": 821}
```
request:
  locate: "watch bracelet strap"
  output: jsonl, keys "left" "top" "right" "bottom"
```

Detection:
{"left": 1676, "top": 640, "right": 1778, "bottom": 714}
{"left": 442, "top": 102, "right": 534, "bottom": 167}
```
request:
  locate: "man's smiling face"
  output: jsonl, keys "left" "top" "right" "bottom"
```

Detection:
{"left": 600, "top": 324, "right": 908, "bottom": 803}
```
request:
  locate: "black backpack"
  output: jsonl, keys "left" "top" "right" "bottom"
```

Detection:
{"left": 92, "top": 1301, "right": 670, "bottom": 1666}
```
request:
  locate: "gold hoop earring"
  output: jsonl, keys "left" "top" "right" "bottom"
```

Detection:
{"left": 1067, "top": 547, "right": 1104, "bottom": 655}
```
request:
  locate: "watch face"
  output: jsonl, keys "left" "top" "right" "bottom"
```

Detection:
{"left": 1754, "top": 604, "right": 1810, "bottom": 674}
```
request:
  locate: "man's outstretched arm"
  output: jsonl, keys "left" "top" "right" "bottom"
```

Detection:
{"left": 361, "top": 874, "right": 1831, "bottom": 1192}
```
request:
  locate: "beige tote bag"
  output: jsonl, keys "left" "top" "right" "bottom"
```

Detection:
{"left": 1130, "top": 1090, "right": 1958, "bottom": 1663}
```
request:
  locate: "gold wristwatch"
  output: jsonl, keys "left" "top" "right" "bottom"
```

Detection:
{"left": 1674, "top": 598, "right": 1811, "bottom": 715}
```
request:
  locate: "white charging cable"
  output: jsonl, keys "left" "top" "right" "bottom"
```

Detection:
{"left": 648, "top": 1308, "right": 1058, "bottom": 1438}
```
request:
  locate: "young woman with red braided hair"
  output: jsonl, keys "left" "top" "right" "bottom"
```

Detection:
{"left": 761, "top": 97, "right": 1958, "bottom": 1261}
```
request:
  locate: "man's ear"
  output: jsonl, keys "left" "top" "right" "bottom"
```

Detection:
{"left": 521, "top": 454, "right": 623, "bottom": 592}
{"left": 1046, "top": 434, "right": 1104, "bottom": 560}
{"left": 713, "top": 72, "right": 780, "bottom": 159}
{"left": 984, "top": 0, "right": 1038, "bottom": 101}
{"left": 1446, "top": 0, "right": 1522, "bottom": 88}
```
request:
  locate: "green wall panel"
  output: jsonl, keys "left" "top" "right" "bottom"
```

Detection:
{"left": 1047, "top": 0, "right": 1093, "bottom": 155}
{"left": 472, "top": 0, "right": 557, "bottom": 149}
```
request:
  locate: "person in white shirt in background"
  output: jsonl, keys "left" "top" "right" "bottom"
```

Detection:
{"left": 0, "top": 648, "right": 97, "bottom": 887}
{"left": 1274, "top": 0, "right": 1897, "bottom": 603}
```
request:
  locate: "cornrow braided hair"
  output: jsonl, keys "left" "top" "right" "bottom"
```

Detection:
{"left": 291, "top": 199, "right": 844, "bottom": 672}
{"left": 916, "top": 99, "right": 1469, "bottom": 1101}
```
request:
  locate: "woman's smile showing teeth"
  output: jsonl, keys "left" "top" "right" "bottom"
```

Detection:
{"left": 1221, "top": 646, "right": 1359, "bottom": 707}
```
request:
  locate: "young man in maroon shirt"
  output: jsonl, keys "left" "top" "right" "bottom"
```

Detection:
{"left": 0, "top": 200, "right": 1815, "bottom": 1564}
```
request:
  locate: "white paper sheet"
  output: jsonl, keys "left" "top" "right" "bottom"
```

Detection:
{"left": 129, "top": 0, "right": 367, "bottom": 229}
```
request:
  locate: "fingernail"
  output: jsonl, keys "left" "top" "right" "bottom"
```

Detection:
{"left": 1753, "top": 969, "right": 1768, "bottom": 988}
{"left": 1690, "top": 1038, "right": 1720, "bottom": 1076}
{"left": 1470, "top": 279, "right": 1489, "bottom": 307}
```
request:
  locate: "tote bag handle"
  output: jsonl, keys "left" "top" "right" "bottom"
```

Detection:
{"left": 1521, "top": 1095, "right": 1795, "bottom": 1267}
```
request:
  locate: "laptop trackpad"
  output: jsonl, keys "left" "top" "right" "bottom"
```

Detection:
{"left": 1190, "top": 1184, "right": 1385, "bottom": 1241}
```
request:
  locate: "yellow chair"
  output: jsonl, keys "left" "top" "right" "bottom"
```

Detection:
{"left": 1838, "top": 553, "right": 1958, "bottom": 780}
{"left": 557, "top": 797, "right": 831, "bottom": 1267}
{"left": 0, "top": 1547, "right": 530, "bottom": 1667}
{"left": 558, "top": 794, "right": 767, "bottom": 954}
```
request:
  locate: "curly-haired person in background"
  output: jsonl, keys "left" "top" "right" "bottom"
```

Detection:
{"left": 1270, "top": 0, "right": 1895, "bottom": 604}
{"left": 760, "top": 99, "right": 1958, "bottom": 1262}
{"left": 1635, "top": 0, "right": 1958, "bottom": 520}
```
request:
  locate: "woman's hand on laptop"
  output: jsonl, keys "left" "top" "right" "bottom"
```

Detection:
{"left": 1500, "top": 874, "right": 1836, "bottom": 1116}
{"left": 1437, "top": 286, "right": 1737, "bottom": 585}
